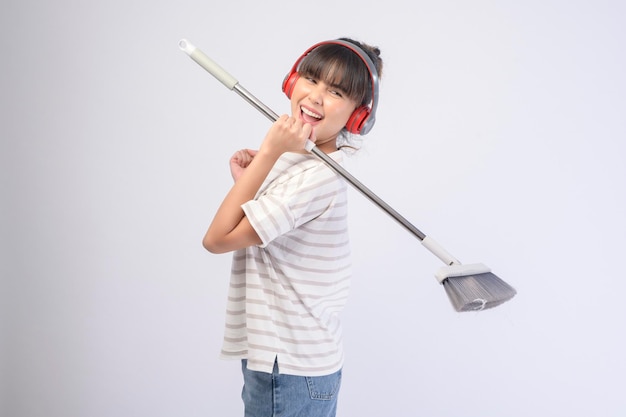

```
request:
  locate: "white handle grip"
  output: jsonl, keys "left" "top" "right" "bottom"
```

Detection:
{"left": 179, "top": 39, "right": 238, "bottom": 90}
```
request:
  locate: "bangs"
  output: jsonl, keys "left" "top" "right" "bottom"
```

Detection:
{"left": 297, "top": 44, "right": 372, "bottom": 106}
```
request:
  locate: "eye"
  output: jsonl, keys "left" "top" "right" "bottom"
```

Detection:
{"left": 304, "top": 77, "right": 317, "bottom": 84}
{"left": 329, "top": 89, "right": 344, "bottom": 98}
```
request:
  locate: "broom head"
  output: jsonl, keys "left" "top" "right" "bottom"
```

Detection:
{"left": 435, "top": 263, "right": 516, "bottom": 312}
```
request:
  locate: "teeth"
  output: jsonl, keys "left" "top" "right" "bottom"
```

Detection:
{"left": 301, "top": 107, "right": 322, "bottom": 119}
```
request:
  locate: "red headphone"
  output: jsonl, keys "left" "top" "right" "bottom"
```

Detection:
{"left": 281, "top": 39, "right": 379, "bottom": 135}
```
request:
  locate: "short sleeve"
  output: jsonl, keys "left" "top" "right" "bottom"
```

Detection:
{"left": 242, "top": 154, "right": 344, "bottom": 248}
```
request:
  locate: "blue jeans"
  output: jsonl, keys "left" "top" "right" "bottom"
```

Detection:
{"left": 241, "top": 359, "right": 342, "bottom": 417}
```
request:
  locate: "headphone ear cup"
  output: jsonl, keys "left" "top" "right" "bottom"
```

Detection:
{"left": 282, "top": 72, "right": 300, "bottom": 99}
{"left": 345, "top": 106, "right": 371, "bottom": 135}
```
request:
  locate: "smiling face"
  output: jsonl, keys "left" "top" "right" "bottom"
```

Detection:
{"left": 289, "top": 75, "right": 358, "bottom": 152}
{"left": 287, "top": 43, "right": 373, "bottom": 153}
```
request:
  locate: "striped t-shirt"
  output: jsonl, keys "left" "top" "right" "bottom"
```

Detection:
{"left": 220, "top": 150, "right": 351, "bottom": 377}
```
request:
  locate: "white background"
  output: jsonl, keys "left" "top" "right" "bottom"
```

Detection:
{"left": 2, "top": 1, "right": 625, "bottom": 416}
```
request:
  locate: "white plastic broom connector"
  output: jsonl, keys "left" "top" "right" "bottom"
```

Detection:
{"left": 179, "top": 38, "right": 238, "bottom": 90}
{"left": 434, "top": 263, "right": 491, "bottom": 284}
{"left": 422, "top": 236, "right": 491, "bottom": 284}
{"left": 421, "top": 236, "right": 460, "bottom": 266}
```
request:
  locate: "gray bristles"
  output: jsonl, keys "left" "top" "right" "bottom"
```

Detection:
{"left": 443, "top": 272, "right": 517, "bottom": 312}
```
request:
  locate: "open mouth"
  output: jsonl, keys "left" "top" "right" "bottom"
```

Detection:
{"left": 300, "top": 106, "right": 322, "bottom": 123}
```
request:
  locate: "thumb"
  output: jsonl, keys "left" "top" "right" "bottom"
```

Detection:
{"left": 308, "top": 126, "right": 316, "bottom": 143}
{"left": 303, "top": 127, "right": 317, "bottom": 151}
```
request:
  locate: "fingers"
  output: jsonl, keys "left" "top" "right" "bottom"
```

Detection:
{"left": 231, "top": 148, "right": 256, "bottom": 168}
{"left": 275, "top": 114, "right": 306, "bottom": 133}
{"left": 265, "top": 115, "right": 312, "bottom": 152}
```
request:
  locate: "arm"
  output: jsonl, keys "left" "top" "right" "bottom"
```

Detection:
{"left": 202, "top": 115, "right": 314, "bottom": 254}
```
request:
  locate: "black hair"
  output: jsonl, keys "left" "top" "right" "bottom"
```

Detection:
{"left": 297, "top": 39, "right": 382, "bottom": 108}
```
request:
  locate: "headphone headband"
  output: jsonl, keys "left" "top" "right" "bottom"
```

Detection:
{"left": 282, "top": 39, "right": 380, "bottom": 135}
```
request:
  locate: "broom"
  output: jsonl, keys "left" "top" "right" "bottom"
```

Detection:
{"left": 179, "top": 39, "right": 516, "bottom": 312}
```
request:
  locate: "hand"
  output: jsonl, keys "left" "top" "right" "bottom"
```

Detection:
{"left": 260, "top": 115, "right": 313, "bottom": 156}
{"left": 230, "top": 148, "right": 258, "bottom": 182}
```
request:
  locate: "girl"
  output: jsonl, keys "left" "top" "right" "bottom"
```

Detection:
{"left": 203, "top": 38, "right": 383, "bottom": 417}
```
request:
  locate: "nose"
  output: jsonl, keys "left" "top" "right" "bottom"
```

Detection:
{"left": 308, "top": 83, "right": 324, "bottom": 105}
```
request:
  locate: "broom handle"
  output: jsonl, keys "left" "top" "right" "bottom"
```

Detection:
{"left": 179, "top": 39, "right": 462, "bottom": 266}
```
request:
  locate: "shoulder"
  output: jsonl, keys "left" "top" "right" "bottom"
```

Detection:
{"left": 272, "top": 151, "right": 345, "bottom": 187}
